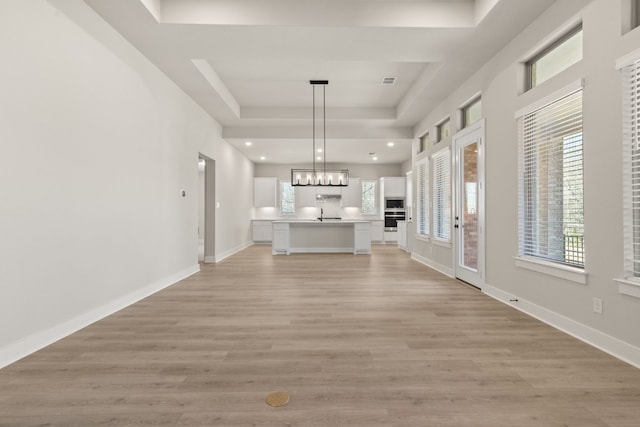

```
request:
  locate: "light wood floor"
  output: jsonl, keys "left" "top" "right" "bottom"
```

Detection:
{"left": 2, "top": 245, "right": 640, "bottom": 426}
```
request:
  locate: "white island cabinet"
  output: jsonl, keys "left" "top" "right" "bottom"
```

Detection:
{"left": 272, "top": 220, "right": 371, "bottom": 255}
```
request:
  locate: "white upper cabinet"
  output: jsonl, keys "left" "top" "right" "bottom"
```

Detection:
{"left": 254, "top": 177, "right": 278, "bottom": 207}
{"left": 341, "top": 177, "right": 361, "bottom": 208}
{"left": 317, "top": 186, "right": 342, "bottom": 196}
{"left": 295, "top": 186, "right": 317, "bottom": 208}
{"left": 381, "top": 177, "right": 406, "bottom": 198}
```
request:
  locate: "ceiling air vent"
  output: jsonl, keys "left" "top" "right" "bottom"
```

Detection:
{"left": 381, "top": 77, "right": 397, "bottom": 85}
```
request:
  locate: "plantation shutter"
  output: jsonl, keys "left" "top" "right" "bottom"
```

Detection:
{"left": 622, "top": 58, "right": 640, "bottom": 278}
{"left": 433, "top": 149, "right": 451, "bottom": 241}
{"left": 517, "top": 88, "right": 584, "bottom": 267}
{"left": 417, "top": 160, "right": 429, "bottom": 236}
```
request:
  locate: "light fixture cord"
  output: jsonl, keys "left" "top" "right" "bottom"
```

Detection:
{"left": 312, "top": 84, "right": 316, "bottom": 175}
{"left": 323, "top": 84, "right": 326, "bottom": 176}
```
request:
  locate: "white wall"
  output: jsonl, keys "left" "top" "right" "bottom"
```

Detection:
{"left": 0, "top": 0, "right": 253, "bottom": 367}
{"left": 410, "top": 0, "right": 640, "bottom": 365}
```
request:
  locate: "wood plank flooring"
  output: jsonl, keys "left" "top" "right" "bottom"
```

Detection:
{"left": 1, "top": 245, "right": 640, "bottom": 426}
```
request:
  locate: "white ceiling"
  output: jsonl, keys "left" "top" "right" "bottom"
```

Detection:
{"left": 82, "top": 0, "right": 559, "bottom": 164}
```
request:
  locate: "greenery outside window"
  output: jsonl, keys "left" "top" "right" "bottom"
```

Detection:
{"left": 362, "top": 180, "right": 377, "bottom": 215}
{"left": 280, "top": 181, "right": 294, "bottom": 214}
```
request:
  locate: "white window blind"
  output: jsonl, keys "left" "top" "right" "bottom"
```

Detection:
{"left": 433, "top": 149, "right": 451, "bottom": 241}
{"left": 517, "top": 88, "right": 584, "bottom": 267}
{"left": 417, "top": 159, "right": 429, "bottom": 236}
{"left": 622, "top": 58, "right": 640, "bottom": 279}
{"left": 280, "top": 181, "right": 294, "bottom": 214}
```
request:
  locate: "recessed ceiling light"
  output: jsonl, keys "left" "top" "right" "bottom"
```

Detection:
{"left": 260, "top": 156, "right": 266, "bottom": 161}
{"left": 372, "top": 156, "right": 378, "bottom": 161}
{"left": 387, "top": 141, "right": 395, "bottom": 147}
{"left": 317, "top": 148, "right": 323, "bottom": 153}
{"left": 316, "top": 156, "right": 322, "bottom": 161}
{"left": 245, "top": 141, "right": 252, "bottom": 146}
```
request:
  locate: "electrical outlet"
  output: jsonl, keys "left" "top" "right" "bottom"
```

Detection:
{"left": 593, "top": 297, "right": 603, "bottom": 315}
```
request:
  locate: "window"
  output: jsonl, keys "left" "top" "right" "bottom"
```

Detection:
{"left": 432, "top": 149, "right": 451, "bottom": 241}
{"left": 416, "top": 159, "right": 429, "bottom": 237}
{"left": 517, "top": 88, "right": 584, "bottom": 267}
{"left": 437, "top": 118, "right": 451, "bottom": 142}
{"left": 418, "top": 132, "right": 430, "bottom": 154}
{"left": 635, "top": 0, "right": 640, "bottom": 30}
{"left": 526, "top": 25, "right": 582, "bottom": 90}
{"left": 621, "top": 56, "right": 640, "bottom": 280}
{"left": 362, "top": 180, "right": 377, "bottom": 215}
{"left": 280, "top": 181, "right": 294, "bottom": 214}
{"left": 462, "top": 97, "right": 482, "bottom": 128}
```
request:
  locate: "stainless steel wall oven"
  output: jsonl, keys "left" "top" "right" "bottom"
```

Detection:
{"left": 384, "top": 210, "right": 406, "bottom": 231}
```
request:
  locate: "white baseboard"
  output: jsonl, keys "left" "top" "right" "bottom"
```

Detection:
{"left": 411, "top": 252, "right": 454, "bottom": 278}
{"left": 0, "top": 264, "right": 200, "bottom": 370}
{"left": 212, "top": 241, "right": 253, "bottom": 263}
{"left": 483, "top": 284, "right": 640, "bottom": 369}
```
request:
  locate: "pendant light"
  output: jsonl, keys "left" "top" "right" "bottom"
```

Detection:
{"left": 291, "top": 80, "right": 349, "bottom": 186}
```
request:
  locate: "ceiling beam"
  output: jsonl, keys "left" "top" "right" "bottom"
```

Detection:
{"left": 191, "top": 59, "right": 240, "bottom": 118}
{"left": 222, "top": 125, "right": 414, "bottom": 140}
{"left": 240, "top": 107, "right": 397, "bottom": 121}
{"left": 158, "top": 0, "right": 476, "bottom": 28}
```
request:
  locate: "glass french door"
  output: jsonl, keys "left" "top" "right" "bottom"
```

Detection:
{"left": 454, "top": 120, "right": 484, "bottom": 288}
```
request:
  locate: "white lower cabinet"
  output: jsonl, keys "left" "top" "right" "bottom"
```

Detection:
{"left": 384, "top": 231, "right": 398, "bottom": 243}
{"left": 252, "top": 220, "right": 273, "bottom": 242}
{"left": 397, "top": 221, "right": 407, "bottom": 250}
{"left": 370, "top": 220, "right": 384, "bottom": 242}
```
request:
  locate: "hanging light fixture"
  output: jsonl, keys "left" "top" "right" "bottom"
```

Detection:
{"left": 291, "top": 80, "right": 349, "bottom": 187}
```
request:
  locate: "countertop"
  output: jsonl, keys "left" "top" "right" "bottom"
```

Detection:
{"left": 253, "top": 218, "right": 382, "bottom": 222}
{"left": 273, "top": 219, "right": 371, "bottom": 224}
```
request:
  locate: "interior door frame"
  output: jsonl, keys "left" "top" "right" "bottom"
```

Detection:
{"left": 453, "top": 119, "right": 485, "bottom": 289}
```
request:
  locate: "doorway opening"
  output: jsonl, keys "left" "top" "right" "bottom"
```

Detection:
{"left": 198, "top": 154, "right": 215, "bottom": 263}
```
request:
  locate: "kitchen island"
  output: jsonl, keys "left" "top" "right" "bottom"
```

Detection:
{"left": 272, "top": 220, "right": 371, "bottom": 255}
